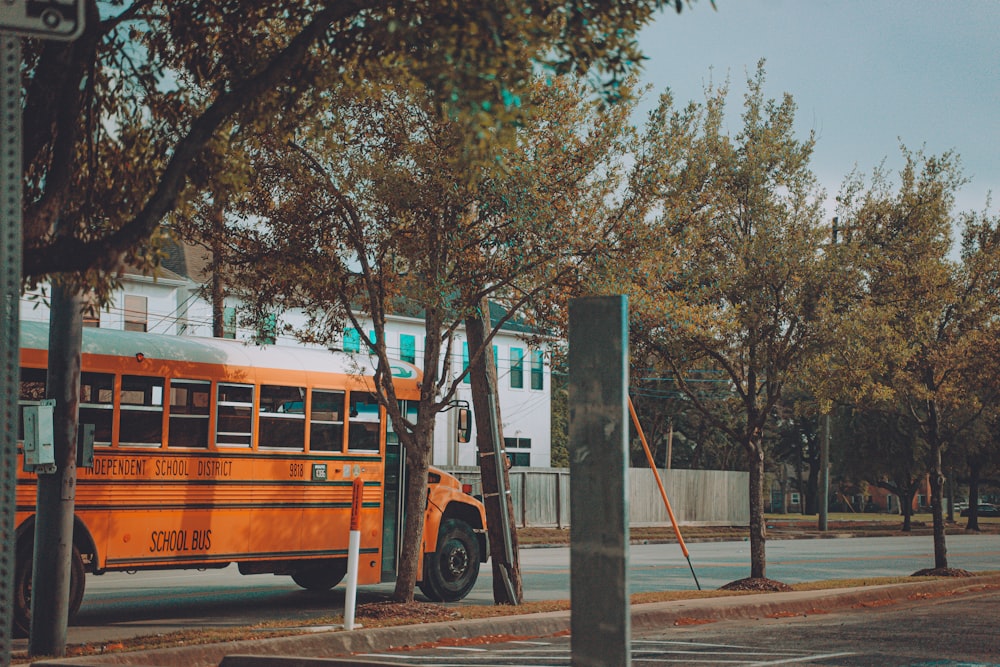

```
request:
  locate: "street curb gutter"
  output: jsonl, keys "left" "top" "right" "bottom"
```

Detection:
{"left": 31, "top": 574, "right": 1000, "bottom": 667}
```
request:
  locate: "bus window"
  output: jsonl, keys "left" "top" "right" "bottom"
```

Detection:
{"left": 259, "top": 384, "right": 305, "bottom": 450}
{"left": 169, "top": 379, "right": 210, "bottom": 448}
{"left": 119, "top": 375, "right": 164, "bottom": 447}
{"left": 348, "top": 392, "right": 381, "bottom": 452}
{"left": 217, "top": 382, "right": 254, "bottom": 447}
{"left": 309, "top": 389, "right": 344, "bottom": 452}
{"left": 18, "top": 367, "right": 47, "bottom": 442}
{"left": 80, "top": 372, "right": 114, "bottom": 446}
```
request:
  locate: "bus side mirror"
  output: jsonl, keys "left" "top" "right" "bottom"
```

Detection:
{"left": 456, "top": 407, "right": 471, "bottom": 443}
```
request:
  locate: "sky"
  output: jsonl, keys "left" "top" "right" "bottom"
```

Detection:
{"left": 635, "top": 0, "right": 999, "bottom": 221}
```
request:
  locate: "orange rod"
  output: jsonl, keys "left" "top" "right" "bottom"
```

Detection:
{"left": 628, "top": 397, "right": 690, "bottom": 559}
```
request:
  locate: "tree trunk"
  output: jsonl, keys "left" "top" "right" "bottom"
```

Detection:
{"left": 748, "top": 442, "right": 767, "bottom": 579}
{"left": 392, "top": 439, "right": 431, "bottom": 602}
{"left": 30, "top": 287, "right": 82, "bottom": 657}
{"left": 900, "top": 487, "right": 915, "bottom": 532}
{"left": 928, "top": 440, "right": 948, "bottom": 570}
{"left": 209, "top": 198, "right": 226, "bottom": 338}
{"left": 965, "top": 463, "right": 980, "bottom": 532}
{"left": 465, "top": 300, "right": 522, "bottom": 605}
{"left": 804, "top": 451, "right": 819, "bottom": 515}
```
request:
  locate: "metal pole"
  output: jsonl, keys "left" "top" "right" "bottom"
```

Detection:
{"left": 569, "top": 296, "right": 630, "bottom": 667}
{"left": 820, "top": 217, "right": 838, "bottom": 532}
{"left": 819, "top": 411, "right": 830, "bottom": 531}
{"left": 0, "top": 31, "right": 22, "bottom": 667}
{"left": 30, "top": 286, "right": 82, "bottom": 656}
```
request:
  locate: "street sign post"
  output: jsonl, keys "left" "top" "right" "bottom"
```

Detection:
{"left": 0, "top": 3, "right": 85, "bottom": 661}
{"left": 0, "top": 0, "right": 84, "bottom": 41}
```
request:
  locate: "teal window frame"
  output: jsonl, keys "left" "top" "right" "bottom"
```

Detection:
{"left": 530, "top": 349, "right": 544, "bottom": 390}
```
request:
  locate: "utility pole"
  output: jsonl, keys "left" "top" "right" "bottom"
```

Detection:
{"left": 29, "top": 287, "right": 83, "bottom": 657}
{"left": 819, "top": 217, "right": 838, "bottom": 532}
{"left": 465, "top": 298, "right": 522, "bottom": 605}
{"left": 0, "top": 6, "right": 85, "bottom": 655}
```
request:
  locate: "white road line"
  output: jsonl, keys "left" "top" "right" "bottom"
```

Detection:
{"left": 745, "top": 652, "right": 857, "bottom": 666}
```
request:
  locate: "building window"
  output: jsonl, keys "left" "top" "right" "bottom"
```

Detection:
{"left": 510, "top": 347, "right": 524, "bottom": 389}
{"left": 503, "top": 439, "right": 532, "bottom": 467}
{"left": 530, "top": 349, "right": 544, "bottom": 390}
{"left": 493, "top": 344, "right": 498, "bottom": 375}
{"left": 124, "top": 294, "right": 148, "bottom": 332}
{"left": 400, "top": 334, "right": 416, "bottom": 364}
{"left": 462, "top": 342, "right": 470, "bottom": 384}
{"left": 343, "top": 328, "right": 361, "bottom": 353}
{"left": 256, "top": 313, "right": 277, "bottom": 345}
{"left": 83, "top": 293, "right": 100, "bottom": 328}
{"left": 222, "top": 307, "right": 237, "bottom": 339}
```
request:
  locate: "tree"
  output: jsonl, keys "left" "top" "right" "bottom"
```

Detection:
{"left": 24, "top": 0, "right": 701, "bottom": 284}
{"left": 842, "top": 406, "right": 927, "bottom": 531}
{"left": 193, "top": 76, "right": 648, "bottom": 601}
{"left": 12, "top": 0, "right": 702, "bottom": 646}
{"left": 771, "top": 391, "right": 822, "bottom": 515}
{"left": 951, "top": 407, "right": 1000, "bottom": 531}
{"left": 833, "top": 149, "right": 1000, "bottom": 570}
{"left": 624, "top": 63, "right": 831, "bottom": 581}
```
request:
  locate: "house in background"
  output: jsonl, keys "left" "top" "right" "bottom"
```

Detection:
{"left": 20, "top": 241, "right": 552, "bottom": 468}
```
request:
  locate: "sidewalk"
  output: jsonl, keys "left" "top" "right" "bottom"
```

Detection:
{"left": 31, "top": 572, "right": 1000, "bottom": 667}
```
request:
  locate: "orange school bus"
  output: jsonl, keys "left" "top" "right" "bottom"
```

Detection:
{"left": 13, "top": 321, "right": 487, "bottom": 636}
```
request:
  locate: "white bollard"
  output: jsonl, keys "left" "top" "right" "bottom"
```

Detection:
{"left": 344, "top": 475, "right": 364, "bottom": 630}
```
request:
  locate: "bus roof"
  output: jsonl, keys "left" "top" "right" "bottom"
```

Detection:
{"left": 19, "top": 320, "right": 420, "bottom": 381}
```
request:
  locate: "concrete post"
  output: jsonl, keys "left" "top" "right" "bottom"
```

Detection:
{"left": 569, "top": 296, "right": 630, "bottom": 667}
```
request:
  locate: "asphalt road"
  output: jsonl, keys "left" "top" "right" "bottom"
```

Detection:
{"left": 15, "top": 533, "right": 1000, "bottom": 652}
{"left": 350, "top": 586, "right": 1000, "bottom": 666}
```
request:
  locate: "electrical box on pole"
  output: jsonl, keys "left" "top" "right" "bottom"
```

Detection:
{"left": 0, "top": 1, "right": 84, "bottom": 40}
{"left": 22, "top": 399, "right": 56, "bottom": 473}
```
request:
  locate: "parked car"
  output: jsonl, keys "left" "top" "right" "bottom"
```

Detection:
{"left": 960, "top": 503, "right": 1000, "bottom": 517}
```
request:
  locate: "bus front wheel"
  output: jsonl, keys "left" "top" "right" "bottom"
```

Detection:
{"left": 291, "top": 559, "right": 348, "bottom": 591}
{"left": 419, "top": 518, "right": 480, "bottom": 602}
{"left": 13, "top": 543, "right": 86, "bottom": 638}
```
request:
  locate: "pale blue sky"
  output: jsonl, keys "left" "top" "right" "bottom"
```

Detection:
{"left": 636, "top": 0, "right": 999, "bottom": 219}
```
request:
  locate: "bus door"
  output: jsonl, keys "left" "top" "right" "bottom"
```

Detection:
{"left": 380, "top": 400, "right": 415, "bottom": 582}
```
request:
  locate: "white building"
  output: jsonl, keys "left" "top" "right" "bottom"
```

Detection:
{"left": 20, "top": 244, "right": 552, "bottom": 467}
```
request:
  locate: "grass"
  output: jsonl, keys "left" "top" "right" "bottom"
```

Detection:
{"left": 517, "top": 514, "right": 1000, "bottom": 546}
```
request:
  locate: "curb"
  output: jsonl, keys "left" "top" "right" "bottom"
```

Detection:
{"left": 30, "top": 573, "right": 1000, "bottom": 667}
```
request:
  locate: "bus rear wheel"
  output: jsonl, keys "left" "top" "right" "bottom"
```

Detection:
{"left": 13, "top": 543, "right": 86, "bottom": 638}
{"left": 291, "top": 560, "right": 348, "bottom": 591}
{"left": 419, "top": 518, "right": 480, "bottom": 602}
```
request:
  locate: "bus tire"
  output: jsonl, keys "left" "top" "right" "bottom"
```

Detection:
{"left": 291, "top": 560, "right": 348, "bottom": 591}
{"left": 13, "top": 543, "right": 86, "bottom": 638}
{"left": 418, "top": 518, "right": 480, "bottom": 602}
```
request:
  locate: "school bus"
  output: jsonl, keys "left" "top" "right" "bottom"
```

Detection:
{"left": 13, "top": 321, "right": 487, "bottom": 636}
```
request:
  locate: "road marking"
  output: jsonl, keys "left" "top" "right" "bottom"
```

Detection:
{"left": 745, "top": 652, "right": 856, "bottom": 666}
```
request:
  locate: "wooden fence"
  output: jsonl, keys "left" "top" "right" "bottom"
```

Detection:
{"left": 443, "top": 467, "right": 749, "bottom": 528}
